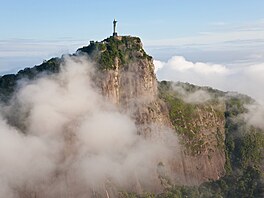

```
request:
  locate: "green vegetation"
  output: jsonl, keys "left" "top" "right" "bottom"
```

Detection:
{"left": 154, "top": 166, "right": 263, "bottom": 198}
{"left": 77, "top": 36, "right": 152, "bottom": 70}
{"left": 224, "top": 95, "right": 263, "bottom": 171}
{"left": 157, "top": 186, "right": 201, "bottom": 198}
{"left": 17, "top": 57, "right": 61, "bottom": 79}
{"left": 119, "top": 192, "right": 155, "bottom": 198}
{"left": 158, "top": 81, "right": 225, "bottom": 155}
{"left": 99, "top": 37, "right": 125, "bottom": 70}
{"left": 213, "top": 95, "right": 264, "bottom": 197}
{"left": 0, "top": 58, "right": 61, "bottom": 102}
{"left": 0, "top": 74, "right": 17, "bottom": 102}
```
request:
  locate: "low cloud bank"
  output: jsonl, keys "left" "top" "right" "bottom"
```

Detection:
{"left": 155, "top": 56, "right": 264, "bottom": 104}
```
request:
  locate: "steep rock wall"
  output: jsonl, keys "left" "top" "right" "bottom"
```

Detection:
{"left": 81, "top": 36, "right": 226, "bottom": 185}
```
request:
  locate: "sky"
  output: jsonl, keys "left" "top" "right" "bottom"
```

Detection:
{"left": 0, "top": 0, "right": 264, "bottom": 101}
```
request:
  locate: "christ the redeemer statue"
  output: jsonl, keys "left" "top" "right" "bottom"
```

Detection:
{"left": 113, "top": 19, "right": 118, "bottom": 36}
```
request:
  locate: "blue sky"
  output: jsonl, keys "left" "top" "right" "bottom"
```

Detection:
{"left": 1, "top": 0, "right": 264, "bottom": 74}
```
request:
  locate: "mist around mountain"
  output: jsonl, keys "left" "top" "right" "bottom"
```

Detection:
{"left": 0, "top": 35, "right": 263, "bottom": 198}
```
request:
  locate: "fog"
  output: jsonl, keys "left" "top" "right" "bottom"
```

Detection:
{"left": 171, "top": 84, "right": 212, "bottom": 104}
{"left": 0, "top": 56, "right": 176, "bottom": 197}
{"left": 243, "top": 103, "right": 264, "bottom": 130}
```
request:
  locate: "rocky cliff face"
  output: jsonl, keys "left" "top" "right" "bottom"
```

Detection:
{"left": 78, "top": 36, "right": 173, "bottom": 137}
{"left": 170, "top": 104, "right": 226, "bottom": 185}
{"left": 78, "top": 36, "right": 226, "bottom": 185}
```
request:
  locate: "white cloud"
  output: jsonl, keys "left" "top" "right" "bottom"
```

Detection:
{"left": 155, "top": 56, "right": 264, "bottom": 104}
{"left": 243, "top": 104, "right": 264, "bottom": 130}
{"left": 171, "top": 85, "right": 212, "bottom": 104}
{"left": 155, "top": 56, "right": 229, "bottom": 75}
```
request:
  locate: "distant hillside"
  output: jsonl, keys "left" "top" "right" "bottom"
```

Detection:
{"left": 157, "top": 81, "right": 264, "bottom": 198}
